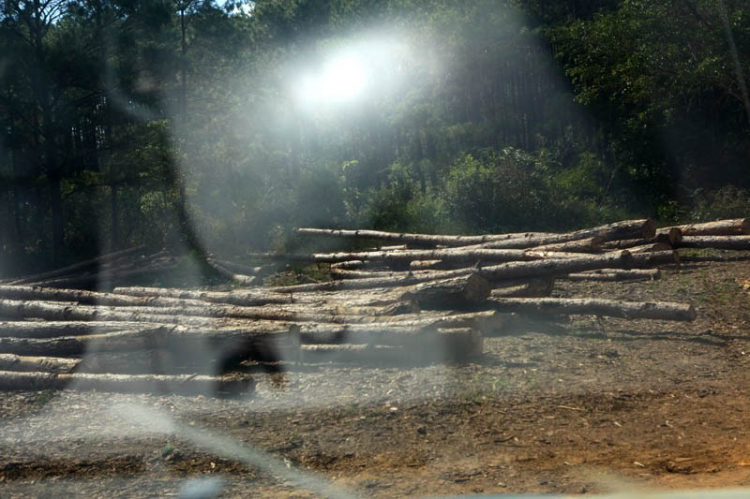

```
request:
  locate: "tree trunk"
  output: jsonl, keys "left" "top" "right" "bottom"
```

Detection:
{"left": 112, "top": 286, "right": 293, "bottom": 307}
{"left": 0, "top": 353, "right": 79, "bottom": 373}
{"left": 486, "top": 297, "right": 696, "bottom": 321}
{"left": 676, "top": 236, "right": 750, "bottom": 250}
{"left": 0, "top": 370, "right": 255, "bottom": 397}
{"left": 0, "top": 321, "right": 168, "bottom": 338}
{"left": 659, "top": 219, "right": 750, "bottom": 236}
{"left": 479, "top": 251, "right": 633, "bottom": 282}
{"left": 10, "top": 245, "right": 146, "bottom": 285}
{"left": 311, "top": 248, "right": 538, "bottom": 265}
{"left": 562, "top": 269, "right": 661, "bottom": 281}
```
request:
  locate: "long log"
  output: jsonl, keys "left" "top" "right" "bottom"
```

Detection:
{"left": 311, "top": 248, "right": 538, "bottom": 265}
{"left": 0, "top": 321, "right": 168, "bottom": 338}
{"left": 676, "top": 235, "right": 750, "bottom": 251}
{"left": 0, "top": 353, "right": 79, "bottom": 373}
{"left": 659, "top": 218, "right": 750, "bottom": 237}
{"left": 487, "top": 298, "right": 697, "bottom": 321}
{"left": 0, "top": 370, "right": 255, "bottom": 397}
{"left": 36, "top": 263, "right": 179, "bottom": 289}
{"left": 112, "top": 286, "right": 293, "bottom": 306}
{"left": 486, "top": 297, "right": 696, "bottom": 321}
{"left": 0, "top": 298, "right": 423, "bottom": 325}
{"left": 0, "top": 285, "right": 212, "bottom": 308}
{"left": 616, "top": 242, "right": 672, "bottom": 254}
{"left": 561, "top": 269, "right": 661, "bottom": 282}
{"left": 0, "top": 328, "right": 174, "bottom": 356}
{"left": 9, "top": 245, "right": 147, "bottom": 285}
{"left": 297, "top": 228, "right": 511, "bottom": 247}
{"left": 479, "top": 251, "right": 633, "bottom": 282}
{"left": 298, "top": 220, "right": 655, "bottom": 248}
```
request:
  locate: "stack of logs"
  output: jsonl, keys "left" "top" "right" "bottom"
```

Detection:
{"left": 1, "top": 218, "right": 747, "bottom": 398}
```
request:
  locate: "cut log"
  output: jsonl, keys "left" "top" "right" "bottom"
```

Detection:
{"left": 112, "top": 286, "right": 293, "bottom": 307}
{"left": 676, "top": 235, "right": 750, "bottom": 251}
{"left": 0, "top": 285, "right": 210, "bottom": 308}
{"left": 0, "top": 298, "right": 421, "bottom": 325}
{"left": 297, "top": 228, "right": 512, "bottom": 248}
{"left": 0, "top": 353, "right": 79, "bottom": 373}
{"left": 0, "top": 321, "right": 168, "bottom": 338}
{"left": 401, "top": 273, "right": 490, "bottom": 309}
{"left": 486, "top": 297, "right": 696, "bottom": 321}
{"left": 660, "top": 219, "right": 750, "bottom": 237}
{"left": 330, "top": 260, "right": 366, "bottom": 270}
{"left": 562, "top": 269, "right": 661, "bottom": 281}
{"left": 0, "top": 328, "right": 173, "bottom": 356}
{"left": 311, "top": 248, "right": 538, "bottom": 265}
{"left": 479, "top": 251, "right": 633, "bottom": 282}
{"left": 298, "top": 220, "right": 654, "bottom": 248}
{"left": 0, "top": 370, "right": 255, "bottom": 397}
{"left": 9, "top": 245, "right": 146, "bottom": 285}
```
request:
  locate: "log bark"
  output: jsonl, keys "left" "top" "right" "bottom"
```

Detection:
{"left": 479, "top": 251, "right": 633, "bottom": 282}
{"left": 676, "top": 236, "right": 750, "bottom": 251}
{"left": 0, "top": 370, "right": 255, "bottom": 397}
{"left": 0, "top": 353, "right": 79, "bottom": 373}
{"left": 562, "top": 269, "right": 661, "bottom": 281}
{"left": 659, "top": 219, "right": 750, "bottom": 237}
{"left": 485, "top": 297, "right": 695, "bottom": 321}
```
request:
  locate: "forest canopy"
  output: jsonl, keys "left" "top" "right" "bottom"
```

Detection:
{"left": 1, "top": 0, "right": 749, "bottom": 273}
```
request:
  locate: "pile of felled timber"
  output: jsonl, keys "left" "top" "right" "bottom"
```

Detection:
{"left": 1, "top": 218, "right": 745, "bottom": 398}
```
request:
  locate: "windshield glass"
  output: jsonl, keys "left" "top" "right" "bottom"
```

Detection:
{"left": 1, "top": 0, "right": 749, "bottom": 497}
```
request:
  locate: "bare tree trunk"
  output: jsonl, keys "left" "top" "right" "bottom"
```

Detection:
{"left": 486, "top": 297, "right": 696, "bottom": 321}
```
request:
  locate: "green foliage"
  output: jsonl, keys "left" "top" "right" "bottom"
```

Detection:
{"left": 689, "top": 186, "right": 750, "bottom": 223}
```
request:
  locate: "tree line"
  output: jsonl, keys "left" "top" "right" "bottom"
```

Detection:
{"left": 1, "top": 0, "right": 748, "bottom": 274}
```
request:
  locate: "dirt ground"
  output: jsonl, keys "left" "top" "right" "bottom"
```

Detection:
{"left": 3, "top": 257, "right": 750, "bottom": 497}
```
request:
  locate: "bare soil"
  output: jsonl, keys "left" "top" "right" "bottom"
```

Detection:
{"left": 3, "top": 259, "right": 750, "bottom": 497}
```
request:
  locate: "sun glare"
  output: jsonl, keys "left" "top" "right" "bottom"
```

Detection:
{"left": 296, "top": 52, "right": 368, "bottom": 107}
